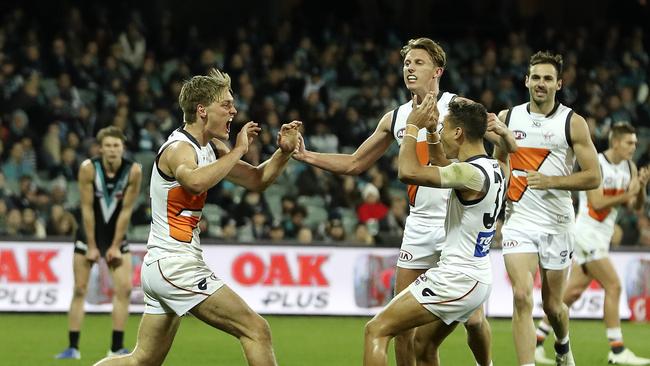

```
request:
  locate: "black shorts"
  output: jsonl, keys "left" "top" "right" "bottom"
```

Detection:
{"left": 73, "top": 240, "right": 130, "bottom": 256}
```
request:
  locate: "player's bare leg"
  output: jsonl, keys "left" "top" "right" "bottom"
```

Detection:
{"left": 414, "top": 305, "right": 491, "bottom": 366}
{"left": 504, "top": 253, "right": 538, "bottom": 365}
{"left": 413, "top": 319, "right": 456, "bottom": 366}
{"left": 69, "top": 253, "right": 92, "bottom": 332}
{"left": 108, "top": 253, "right": 133, "bottom": 352}
{"left": 93, "top": 313, "right": 181, "bottom": 366}
{"left": 464, "top": 306, "right": 492, "bottom": 365}
{"left": 584, "top": 258, "right": 649, "bottom": 364}
{"left": 393, "top": 267, "right": 427, "bottom": 366}
{"left": 540, "top": 266, "right": 573, "bottom": 364}
{"left": 584, "top": 259, "right": 621, "bottom": 330}
{"left": 536, "top": 262, "right": 589, "bottom": 364}
{"left": 191, "top": 286, "right": 277, "bottom": 366}
{"left": 364, "top": 289, "right": 451, "bottom": 366}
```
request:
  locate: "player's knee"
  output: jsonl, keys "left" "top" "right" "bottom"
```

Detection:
{"left": 364, "top": 318, "right": 385, "bottom": 339}
{"left": 604, "top": 280, "right": 622, "bottom": 297}
{"left": 511, "top": 286, "right": 533, "bottom": 310}
{"left": 564, "top": 287, "right": 583, "bottom": 304}
{"left": 464, "top": 311, "right": 485, "bottom": 330}
{"left": 542, "top": 299, "right": 564, "bottom": 319}
{"left": 247, "top": 314, "right": 272, "bottom": 344}
{"left": 114, "top": 284, "right": 132, "bottom": 300}
{"left": 73, "top": 284, "right": 87, "bottom": 299}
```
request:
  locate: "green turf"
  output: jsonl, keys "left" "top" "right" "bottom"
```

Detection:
{"left": 3, "top": 313, "right": 650, "bottom": 365}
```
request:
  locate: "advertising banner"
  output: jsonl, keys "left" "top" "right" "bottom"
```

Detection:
{"left": 1, "top": 242, "right": 649, "bottom": 320}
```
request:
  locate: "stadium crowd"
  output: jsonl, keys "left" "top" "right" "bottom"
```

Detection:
{"left": 0, "top": 2, "right": 649, "bottom": 246}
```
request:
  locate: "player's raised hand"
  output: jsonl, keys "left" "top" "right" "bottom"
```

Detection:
{"left": 638, "top": 166, "right": 650, "bottom": 186}
{"left": 234, "top": 121, "right": 260, "bottom": 154}
{"left": 486, "top": 113, "right": 507, "bottom": 136}
{"left": 277, "top": 120, "right": 302, "bottom": 153}
{"left": 292, "top": 134, "right": 308, "bottom": 161}
{"left": 407, "top": 92, "right": 438, "bottom": 130}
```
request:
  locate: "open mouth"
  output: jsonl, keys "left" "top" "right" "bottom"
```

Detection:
{"left": 407, "top": 75, "right": 417, "bottom": 81}
{"left": 226, "top": 119, "right": 232, "bottom": 133}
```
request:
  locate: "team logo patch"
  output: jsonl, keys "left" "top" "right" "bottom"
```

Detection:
{"left": 396, "top": 128, "right": 405, "bottom": 139}
{"left": 502, "top": 240, "right": 519, "bottom": 249}
{"left": 513, "top": 130, "right": 526, "bottom": 140}
{"left": 399, "top": 250, "right": 413, "bottom": 261}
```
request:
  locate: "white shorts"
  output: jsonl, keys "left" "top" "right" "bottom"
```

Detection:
{"left": 141, "top": 256, "right": 224, "bottom": 316}
{"left": 501, "top": 226, "right": 574, "bottom": 270}
{"left": 573, "top": 225, "right": 610, "bottom": 265}
{"left": 398, "top": 217, "right": 446, "bottom": 269}
{"left": 409, "top": 267, "right": 491, "bottom": 325}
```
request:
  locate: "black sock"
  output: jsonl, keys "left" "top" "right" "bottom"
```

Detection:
{"left": 69, "top": 331, "right": 80, "bottom": 350}
{"left": 554, "top": 341, "right": 570, "bottom": 355}
{"left": 111, "top": 330, "right": 124, "bottom": 352}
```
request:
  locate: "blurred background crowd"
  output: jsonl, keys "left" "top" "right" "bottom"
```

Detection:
{"left": 0, "top": 0, "right": 649, "bottom": 247}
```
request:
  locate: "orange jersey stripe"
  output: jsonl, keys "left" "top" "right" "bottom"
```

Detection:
{"left": 507, "top": 147, "right": 551, "bottom": 202}
{"left": 407, "top": 141, "right": 430, "bottom": 206}
{"left": 166, "top": 186, "right": 207, "bottom": 243}
{"left": 587, "top": 188, "right": 626, "bottom": 221}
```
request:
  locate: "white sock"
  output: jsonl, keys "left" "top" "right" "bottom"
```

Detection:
{"left": 536, "top": 319, "right": 553, "bottom": 339}
{"left": 557, "top": 333, "right": 570, "bottom": 345}
{"left": 606, "top": 327, "right": 623, "bottom": 342}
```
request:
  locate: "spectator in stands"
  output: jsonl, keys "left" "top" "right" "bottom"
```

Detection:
{"left": 356, "top": 183, "right": 388, "bottom": 224}
{"left": 2, "top": 141, "right": 34, "bottom": 183}
{"left": 20, "top": 207, "right": 46, "bottom": 238}
{"left": 296, "top": 226, "right": 313, "bottom": 244}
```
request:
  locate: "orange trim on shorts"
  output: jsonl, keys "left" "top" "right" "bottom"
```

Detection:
{"left": 422, "top": 281, "right": 480, "bottom": 305}
{"left": 157, "top": 260, "right": 212, "bottom": 297}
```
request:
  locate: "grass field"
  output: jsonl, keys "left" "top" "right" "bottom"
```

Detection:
{"left": 3, "top": 313, "right": 650, "bottom": 365}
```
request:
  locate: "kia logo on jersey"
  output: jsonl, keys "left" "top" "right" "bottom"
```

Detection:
{"left": 513, "top": 130, "right": 526, "bottom": 140}
{"left": 399, "top": 250, "right": 413, "bottom": 261}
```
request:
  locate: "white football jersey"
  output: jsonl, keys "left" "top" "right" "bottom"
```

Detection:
{"left": 145, "top": 128, "right": 219, "bottom": 264}
{"left": 392, "top": 92, "right": 456, "bottom": 226}
{"left": 504, "top": 102, "right": 576, "bottom": 233}
{"left": 439, "top": 156, "right": 506, "bottom": 284}
{"left": 575, "top": 153, "right": 632, "bottom": 239}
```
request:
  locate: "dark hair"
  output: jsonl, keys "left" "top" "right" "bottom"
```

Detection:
{"left": 529, "top": 51, "right": 563, "bottom": 78}
{"left": 447, "top": 100, "right": 487, "bottom": 141}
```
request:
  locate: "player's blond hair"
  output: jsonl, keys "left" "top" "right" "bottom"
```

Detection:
{"left": 400, "top": 38, "right": 447, "bottom": 68}
{"left": 179, "top": 68, "right": 232, "bottom": 123}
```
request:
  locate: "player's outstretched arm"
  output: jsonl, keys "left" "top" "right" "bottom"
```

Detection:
{"left": 629, "top": 163, "right": 648, "bottom": 210}
{"left": 489, "top": 111, "right": 518, "bottom": 154}
{"left": 220, "top": 121, "right": 301, "bottom": 191}
{"left": 164, "top": 122, "right": 257, "bottom": 195}
{"left": 527, "top": 113, "right": 601, "bottom": 190}
{"left": 78, "top": 160, "right": 100, "bottom": 262}
{"left": 106, "top": 163, "right": 142, "bottom": 264}
{"left": 292, "top": 112, "right": 394, "bottom": 175}
{"left": 399, "top": 92, "right": 446, "bottom": 187}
